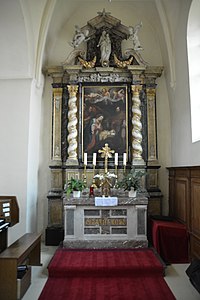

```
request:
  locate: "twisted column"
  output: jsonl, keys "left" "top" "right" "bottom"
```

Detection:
{"left": 131, "top": 85, "right": 144, "bottom": 164}
{"left": 66, "top": 85, "right": 78, "bottom": 165}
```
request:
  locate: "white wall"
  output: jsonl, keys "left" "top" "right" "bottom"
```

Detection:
{"left": 1, "top": 0, "right": 199, "bottom": 242}
{"left": 187, "top": 0, "right": 200, "bottom": 143}
{"left": 37, "top": 76, "right": 52, "bottom": 233}
{"left": 166, "top": 0, "right": 200, "bottom": 166}
{"left": 26, "top": 78, "right": 44, "bottom": 233}
{"left": 0, "top": 79, "right": 31, "bottom": 244}
{"left": 0, "top": 0, "right": 45, "bottom": 244}
{"left": 0, "top": 1, "right": 30, "bottom": 79}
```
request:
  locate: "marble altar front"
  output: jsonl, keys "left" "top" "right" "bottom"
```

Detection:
{"left": 63, "top": 194, "right": 148, "bottom": 249}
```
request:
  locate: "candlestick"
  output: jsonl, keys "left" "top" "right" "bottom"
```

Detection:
{"left": 93, "top": 163, "right": 96, "bottom": 178}
{"left": 123, "top": 153, "right": 127, "bottom": 166}
{"left": 93, "top": 153, "right": 97, "bottom": 166}
{"left": 84, "top": 152, "right": 87, "bottom": 166}
{"left": 114, "top": 164, "right": 118, "bottom": 188}
{"left": 92, "top": 162, "right": 97, "bottom": 189}
{"left": 115, "top": 153, "right": 118, "bottom": 166}
{"left": 123, "top": 164, "right": 126, "bottom": 175}
{"left": 83, "top": 164, "right": 87, "bottom": 186}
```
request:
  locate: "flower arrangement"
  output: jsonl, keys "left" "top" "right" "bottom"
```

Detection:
{"left": 93, "top": 172, "right": 117, "bottom": 188}
{"left": 117, "top": 168, "right": 145, "bottom": 192}
{"left": 65, "top": 177, "right": 86, "bottom": 195}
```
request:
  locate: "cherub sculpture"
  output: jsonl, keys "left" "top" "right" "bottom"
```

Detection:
{"left": 70, "top": 25, "right": 89, "bottom": 48}
{"left": 128, "top": 22, "right": 143, "bottom": 51}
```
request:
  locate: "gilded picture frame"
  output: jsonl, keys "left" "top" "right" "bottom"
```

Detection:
{"left": 82, "top": 85, "right": 128, "bottom": 162}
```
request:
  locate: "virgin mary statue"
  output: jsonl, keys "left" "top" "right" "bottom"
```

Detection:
{"left": 97, "top": 31, "right": 111, "bottom": 67}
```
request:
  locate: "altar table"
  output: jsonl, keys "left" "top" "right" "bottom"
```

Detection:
{"left": 63, "top": 195, "right": 148, "bottom": 249}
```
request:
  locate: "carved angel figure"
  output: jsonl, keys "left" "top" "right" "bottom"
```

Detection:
{"left": 70, "top": 25, "right": 89, "bottom": 48}
{"left": 128, "top": 22, "right": 143, "bottom": 51}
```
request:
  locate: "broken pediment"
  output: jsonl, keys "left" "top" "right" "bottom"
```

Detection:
{"left": 63, "top": 9, "right": 148, "bottom": 69}
{"left": 85, "top": 9, "right": 128, "bottom": 39}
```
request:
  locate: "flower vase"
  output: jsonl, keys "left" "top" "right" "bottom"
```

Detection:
{"left": 73, "top": 191, "right": 81, "bottom": 198}
{"left": 128, "top": 189, "right": 137, "bottom": 198}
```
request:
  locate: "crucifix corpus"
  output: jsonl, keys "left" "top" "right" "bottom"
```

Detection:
{"left": 98, "top": 143, "right": 115, "bottom": 174}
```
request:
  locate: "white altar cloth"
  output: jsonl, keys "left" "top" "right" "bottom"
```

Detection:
{"left": 95, "top": 197, "right": 118, "bottom": 206}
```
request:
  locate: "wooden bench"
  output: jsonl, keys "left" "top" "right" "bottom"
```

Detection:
{"left": 0, "top": 233, "right": 42, "bottom": 300}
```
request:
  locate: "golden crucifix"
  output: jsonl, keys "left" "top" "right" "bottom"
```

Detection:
{"left": 98, "top": 143, "right": 115, "bottom": 174}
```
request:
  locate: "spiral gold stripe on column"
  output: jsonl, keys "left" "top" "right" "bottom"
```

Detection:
{"left": 131, "top": 85, "right": 144, "bottom": 165}
{"left": 66, "top": 85, "right": 79, "bottom": 165}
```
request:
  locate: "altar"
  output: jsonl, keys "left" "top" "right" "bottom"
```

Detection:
{"left": 63, "top": 194, "right": 148, "bottom": 248}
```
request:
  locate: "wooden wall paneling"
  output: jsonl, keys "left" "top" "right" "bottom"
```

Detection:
{"left": 190, "top": 235, "right": 200, "bottom": 260}
{"left": 190, "top": 175, "right": 200, "bottom": 259}
{"left": 168, "top": 166, "right": 200, "bottom": 259}
{"left": 174, "top": 176, "right": 189, "bottom": 224}
{"left": 168, "top": 169, "right": 175, "bottom": 216}
{"left": 191, "top": 177, "right": 200, "bottom": 236}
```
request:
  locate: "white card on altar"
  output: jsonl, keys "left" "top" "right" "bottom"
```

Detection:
{"left": 95, "top": 197, "right": 118, "bottom": 206}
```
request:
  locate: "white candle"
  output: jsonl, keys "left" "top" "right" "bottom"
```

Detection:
{"left": 123, "top": 153, "right": 127, "bottom": 166}
{"left": 84, "top": 153, "right": 87, "bottom": 165}
{"left": 115, "top": 153, "right": 118, "bottom": 166}
{"left": 93, "top": 153, "right": 97, "bottom": 166}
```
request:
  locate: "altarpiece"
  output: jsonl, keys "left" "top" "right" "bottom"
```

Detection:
{"left": 46, "top": 10, "right": 163, "bottom": 246}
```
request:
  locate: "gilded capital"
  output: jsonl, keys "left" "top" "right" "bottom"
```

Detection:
{"left": 67, "top": 85, "right": 78, "bottom": 97}
{"left": 146, "top": 88, "right": 156, "bottom": 98}
{"left": 131, "top": 85, "right": 142, "bottom": 94}
{"left": 53, "top": 87, "right": 63, "bottom": 97}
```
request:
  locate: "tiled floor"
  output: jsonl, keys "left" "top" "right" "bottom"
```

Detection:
{"left": 22, "top": 244, "right": 200, "bottom": 300}
{"left": 164, "top": 263, "right": 200, "bottom": 300}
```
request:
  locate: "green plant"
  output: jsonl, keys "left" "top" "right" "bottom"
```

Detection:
{"left": 65, "top": 177, "right": 86, "bottom": 194}
{"left": 117, "top": 168, "right": 145, "bottom": 191}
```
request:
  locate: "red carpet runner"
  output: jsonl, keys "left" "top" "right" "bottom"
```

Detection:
{"left": 38, "top": 248, "right": 175, "bottom": 300}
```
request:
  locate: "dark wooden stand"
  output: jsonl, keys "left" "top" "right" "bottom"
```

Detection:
{"left": 0, "top": 227, "right": 8, "bottom": 253}
{"left": 0, "top": 233, "right": 41, "bottom": 300}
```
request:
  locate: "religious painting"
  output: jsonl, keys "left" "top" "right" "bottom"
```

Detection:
{"left": 82, "top": 85, "right": 128, "bottom": 161}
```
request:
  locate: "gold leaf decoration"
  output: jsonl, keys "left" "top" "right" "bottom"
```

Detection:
{"left": 78, "top": 56, "right": 96, "bottom": 69}
{"left": 114, "top": 54, "right": 133, "bottom": 68}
